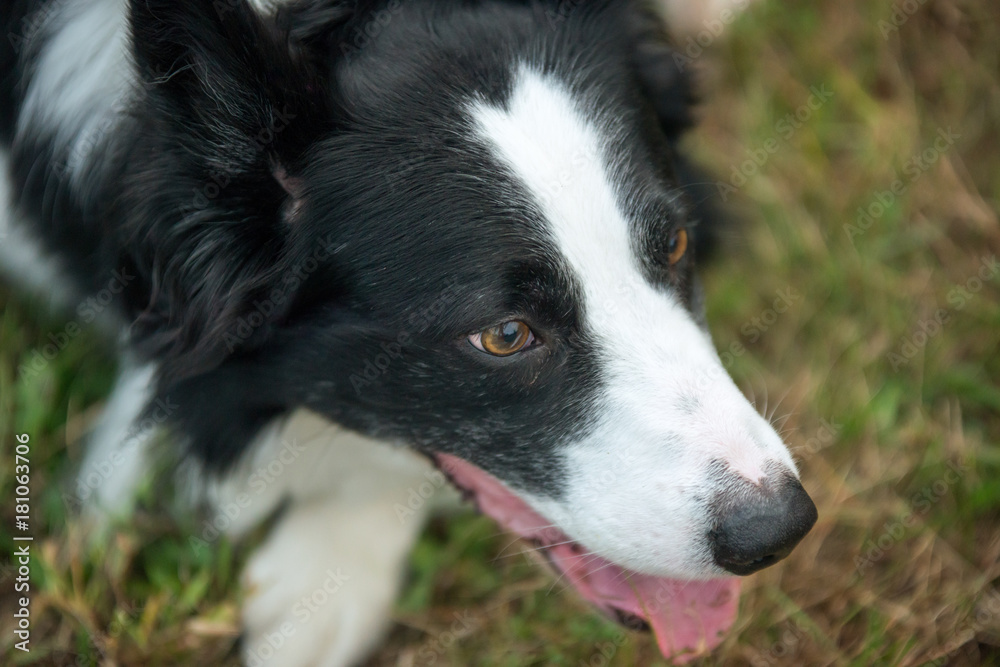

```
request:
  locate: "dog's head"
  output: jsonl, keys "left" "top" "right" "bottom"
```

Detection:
{"left": 125, "top": 0, "right": 816, "bottom": 657}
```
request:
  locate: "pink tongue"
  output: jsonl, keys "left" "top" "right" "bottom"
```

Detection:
{"left": 436, "top": 455, "right": 740, "bottom": 663}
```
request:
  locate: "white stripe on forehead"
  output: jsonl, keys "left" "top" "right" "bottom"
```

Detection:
{"left": 469, "top": 66, "right": 711, "bottom": 364}
{"left": 470, "top": 67, "right": 635, "bottom": 313}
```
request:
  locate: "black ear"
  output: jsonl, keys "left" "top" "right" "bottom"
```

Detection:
{"left": 272, "top": 0, "right": 374, "bottom": 64}
{"left": 124, "top": 0, "right": 335, "bottom": 384}
{"left": 627, "top": 4, "right": 727, "bottom": 261}
{"left": 628, "top": 3, "right": 697, "bottom": 143}
{"left": 129, "top": 0, "right": 331, "bottom": 175}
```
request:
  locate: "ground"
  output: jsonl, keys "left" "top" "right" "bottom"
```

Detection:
{"left": 1, "top": 0, "right": 999, "bottom": 665}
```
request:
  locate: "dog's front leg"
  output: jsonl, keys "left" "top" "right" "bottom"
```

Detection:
{"left": 209, "top": 411, "right": 443, "bottom": 667}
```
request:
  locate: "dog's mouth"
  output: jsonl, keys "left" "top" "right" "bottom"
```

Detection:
{"left": 434, "top": 454, "right": 740, "bottom": 663}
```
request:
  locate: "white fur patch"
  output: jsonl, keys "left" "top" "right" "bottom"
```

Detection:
{"left": 471, "top": 67, "right": 797, "bottom": 579}
{"left": 0, "top": 150, "right": 77, "bottom": 305}
{"left": 216, "top": 410, "right": 448, "bottom": 667}
{"left": 17, "top": 0, "right": 133, "bottom": 184}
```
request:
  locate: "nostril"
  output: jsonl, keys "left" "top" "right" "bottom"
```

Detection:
{"left": 710, "top": 478, "right": 818, "bottom": 576}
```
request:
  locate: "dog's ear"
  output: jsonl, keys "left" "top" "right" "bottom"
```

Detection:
{"left": 129, "top": 0, "right": 331, "bottom": 178}
{"left": 628, "top": 3, "right": 697, "bottom": 143}
{"left": 125, "top": 0, "right": 336, "bottom": 384}
{"left": 272, "top": 0, "right": 375, "bottom": 65}
{"left": 627, "top": 5, "right": 726, "bottom": 261}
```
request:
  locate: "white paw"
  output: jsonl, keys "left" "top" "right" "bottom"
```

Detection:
{"left": 240, "top": 492, "right": 427, "bottom": 666}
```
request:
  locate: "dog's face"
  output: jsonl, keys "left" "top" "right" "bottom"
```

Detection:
{"left": 130, "top": 0, "right": 816, "bottom": 651}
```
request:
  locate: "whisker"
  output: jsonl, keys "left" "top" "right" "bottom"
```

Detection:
{"left": 491, "top": 538, "right": 586, "bottom": 561}
{"left": 766, "top": 384, "right": 795, "bottom": 424}
{"left": 545, "top": 553, "right": 604, "bottom": 597}
{"left": 480, "top": 522, "right": 566, "bottom": 542}
{"left": 490, "top": 535, "right": 533, "bottom": 563}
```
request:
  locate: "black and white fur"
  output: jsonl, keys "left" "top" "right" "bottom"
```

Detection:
{"left": 1, "top": 0, "right": 816, "bottom": 664}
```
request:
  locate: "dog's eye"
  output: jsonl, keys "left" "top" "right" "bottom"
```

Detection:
{"left": 470, "top": 321, "right": 535, "bottom": 356}
{"left": 666, "top": 228, "right": 688, "bottom": 265}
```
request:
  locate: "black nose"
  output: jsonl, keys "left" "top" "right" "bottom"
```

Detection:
{"left": 710, "top": 478, "right": 818, "bottom": 576}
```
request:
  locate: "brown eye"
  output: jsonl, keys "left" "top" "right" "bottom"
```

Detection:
{"left": 667, "top": 228, "right": 688, "bottom": 265}
{"left": 470, "top": 321, "right": 535, "bottom": 356}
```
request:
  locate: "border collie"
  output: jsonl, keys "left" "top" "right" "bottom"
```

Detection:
{"left": 1, "top": 0, "right": 817, "bottom": 663}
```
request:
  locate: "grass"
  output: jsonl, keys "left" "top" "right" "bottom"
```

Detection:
{"left": 1, "top": 0, "right": 999, "bottom": 664}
